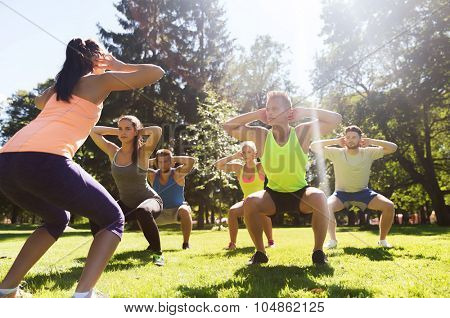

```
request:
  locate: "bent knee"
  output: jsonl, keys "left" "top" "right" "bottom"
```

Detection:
{"left": 178, "top": 206, "right": 191, "bottom": 218}
{"left": 243, "top": 196, "right": 261, "bottom": 215}
{"left": 384, "top": 200, "right": 395, "bottom": 211}
{"left": 104, "top": 206, "right": 125, "bottom": 239}
{"left": 307, "top": 189, "right": 327, "bottom": 203}
{"left": 43, "top": 211, "right": 71, "bottom": 240}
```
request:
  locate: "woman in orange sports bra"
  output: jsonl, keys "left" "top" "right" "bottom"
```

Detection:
{"left": 0, "top": 38, "right": 164, "bottom": 298}
{"left": 215, "top": 141, "right": 274, "bottom": 250}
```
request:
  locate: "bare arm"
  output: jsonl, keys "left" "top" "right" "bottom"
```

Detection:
{"left": 363, "top": 138, "right": 398, "bottom": 155}
{"left": 310, "top": 138, "right": 345, "bottom": 154}
{"left": 292, "top": 107, "right": 342, "bottom": 137}
{"left": 35, "top": 86, "right": 55, "bottom": 110}
{"left": 291, "top": 107, "right": 342, "bottom": 152}
{"left": 140, "top": 126, "right": 162, "bottom": 155}
{"left": 173, "top": 156, "right": 197, "bottom": 175}
{"left": 95, "top": 55, "right": 164, "bottom": 93}
{"left": 147, "top": 159, "right": 157, "bottom": 185}
{"left": 214, "top": 153, "right": 243, "bottom": 173}
{"left": 223, "top": 109, "right": 268, "bottom": 145}
{"left": 148, "top": 158, "right": 156, "bottom": 168}
{"left": 89, "top": 126, "right": 120, "bottom": 159}
{"left": 147, "top": 169, "right": 156, "bottom": 185}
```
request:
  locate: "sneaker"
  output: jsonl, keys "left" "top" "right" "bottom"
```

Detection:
{"left": 182, "top": 242, "right": 190, "bottom": 250}
{"left": 247, "top": 251, "right": 269, "bottom": 265}
{"left": 324, "top": 239, "right": 338, "bottom": 249}
{"left": 90, "top": 290, "right": 107, "bottom": 298}
{"left": 152, "top": 253, "right": 165, "bottom": 266}
{"left": 15, "top": 288, "right": 32, "bottom": 298}
{"left": 266, "top": 240, "right": 275, "bottom": 248}
{"left": 378, "top": 240, "right": 393, "bottom": 248}
{"left": 0, "top": 287, "right": 32, "bottom": 298}
{"left": 226, "top": 242, "right": 236, "bottom": 250}
{"left": 72, "top": 289, "right": 107, "bottom": 298}
{"left": 312, "top": 250, "right": 328, "bottom": 265}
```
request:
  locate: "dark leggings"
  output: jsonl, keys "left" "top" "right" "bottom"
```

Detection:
{"left": 90, "top": 198, "right": 162, "bottom": 252}
{"left": 0, "top": 152, "right": 124, "bottom": 240}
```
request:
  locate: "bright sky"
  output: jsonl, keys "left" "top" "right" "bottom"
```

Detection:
{"left": 0, "top": 0, "right": 323, "bottom": 105}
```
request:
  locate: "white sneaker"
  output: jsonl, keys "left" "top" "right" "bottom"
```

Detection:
{"left": 72, "top": 289, "right": 107, "bottom": 298}
{"left": 378, "top": 240, "right": 393, "bottom": 248}
{"left": 0, "top": 287, "right": 32, "bottom": 298}
{"left": 324, "top": 239, "right": 338, "bottom": 249}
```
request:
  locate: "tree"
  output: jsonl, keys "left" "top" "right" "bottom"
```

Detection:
{"left": 180, "top": 89, "right": 240, "bottom": 228}
{"left": 221, "top": 35, "right": 298, "bottom": 112}
{"left": 97, "top": 0, "right": 234, "bottom": 123}
{"left": 313, "top": 0, "right": 449, "bottom": 225}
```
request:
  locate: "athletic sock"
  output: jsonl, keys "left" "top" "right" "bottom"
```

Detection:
{"left": 0, "top": 287, "right": 18, "bottom": 296}
{"left": 72, "top": 290, "right": 92, "bottom": 298}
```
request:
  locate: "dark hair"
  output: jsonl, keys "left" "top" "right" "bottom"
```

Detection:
{"left": 155, "top": 149, "right": 173, "bottom": 168}
{"left": 118, "top": 115, "right": 143, "bottom": 164}
{"left": 54, "top": 38, "right": 102, "bottom": 102}
{"left": 345, "top": 125, "right": 363, "bottom": 137}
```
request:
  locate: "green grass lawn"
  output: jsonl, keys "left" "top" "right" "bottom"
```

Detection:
{"left": 0, "top": 224, "right": 449, "bottom": 298}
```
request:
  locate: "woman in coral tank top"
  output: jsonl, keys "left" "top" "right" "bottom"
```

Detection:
{"left": 0, "top": 38, "right": 164, "bottom": 298}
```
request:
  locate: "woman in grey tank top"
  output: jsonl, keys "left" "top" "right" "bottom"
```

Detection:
{"left": 90, "top": 115, "right": 165, "bottom": 265}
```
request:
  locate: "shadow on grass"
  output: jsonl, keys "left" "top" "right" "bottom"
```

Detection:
{"left": 0, "top": 230, "right": 92, "bottom": 241}
{"left": 336, "top": 225, "right": 449, "bottom": 237}
{"left": 24, "top": 248, "right": 162, "bottom": 293}
{"left": 25, "top": 266, "right": 83, "bottom": 293}
{"left": 343, "top": 246, "right": 439, "bottom": 261}
{"left": 72, "top": 249, "right": 158, "bottom": 273}
{"left": 177, "top": 264, "right": 372, "bottom": 297}
{"left": 224, "top": 246, "right": 255, "bottom": 256}
{"left": 343, "top": 247, "right": 394, "bottom": 261}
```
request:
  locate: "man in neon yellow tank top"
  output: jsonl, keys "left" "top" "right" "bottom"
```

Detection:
{"left": 224, "top": 91, "right": 342, "bottom": 265}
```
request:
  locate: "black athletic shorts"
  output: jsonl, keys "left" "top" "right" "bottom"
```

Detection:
{"left": 266, "top": 186, "right": 310, "bottom": 216}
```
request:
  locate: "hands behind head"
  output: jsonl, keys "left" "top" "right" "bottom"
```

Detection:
{"left": 93, "top": 54, "right": 123, "bottom": 72}
{"left": 338, "top": 136, "right": 346, "bottom": 147}
{"left": 287, "top": 109, "right": 295, "bottom": 122}
{"left": 256, "top": 108, "right": 268, "bottom": 124}
{"left": 359, "top": 138, "right": 369, "bottom": 148}
{"left": 234, "top": 151, "right": 244, "bottom": 161}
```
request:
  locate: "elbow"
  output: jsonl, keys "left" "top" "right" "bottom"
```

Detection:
{"left": 391, "top": 144, "right": 398, "bottom": 153}
{"left": 333, "top": 113, "right": 343, "bottom": 126}
{"left": 147, "top": 65, "right": 164, "bottom": 82}
{"left": 151, "top": 126, "right": 163, "bottom": 141}
{"left": 154, "top": 126, "right": 163, "bottom": 137}
{"left": 154, "top": 65, "right": 165, "bottom": 80}
{"left": 89, "top": 127, "right": 98, "bottom": 136}
{"left": 35, "top": 96, "right": 43, "bottom": 110}
{"left": 309, "top": 143, "right": 319, "bottom": 154}
{"left": 222, "top": 122, "right": 234, "bottom": 136}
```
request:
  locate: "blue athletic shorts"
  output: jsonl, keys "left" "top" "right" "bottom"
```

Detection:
{"left": 333, "top": 188, "right": 378, "bottom": 210}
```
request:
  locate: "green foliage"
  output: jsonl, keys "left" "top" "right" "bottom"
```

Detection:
{"left": 313, "top": 0, "right": 450, "bottom": 224}
{"left": 221, "top": 35, "right": 298, "bottom": 112}
{"left": 181, "top": 90, "right": 240, "bottom": 226}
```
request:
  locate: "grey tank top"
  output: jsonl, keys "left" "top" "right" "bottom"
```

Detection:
{"left": 111, "top": 151, "right": 159, "bottom": 208}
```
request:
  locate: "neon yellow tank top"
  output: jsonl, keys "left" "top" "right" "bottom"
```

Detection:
{"left": 260, "top": 127, "right": 308, "bottom": 192}
{"left": 238, "top": 164, "right": 265, "bottom": 198}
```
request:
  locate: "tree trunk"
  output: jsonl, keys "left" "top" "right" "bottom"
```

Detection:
{"left": 347, "top": 209, "right": 356, "bottom": 226}
{"left": 197, "top": 202, "right": 205, "bottom": 229}
{"left": 10, "top": 205, "right": 19, "bottom": 224}
{"left": 210, "top": 207, "right": 215, "bottom": 225}
{"left": 427, "top": 188, "right": 450, "bottom": 226}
